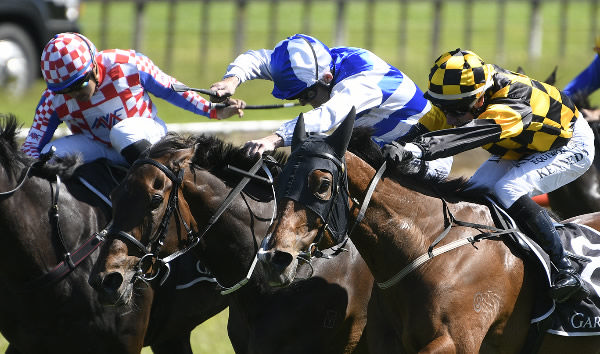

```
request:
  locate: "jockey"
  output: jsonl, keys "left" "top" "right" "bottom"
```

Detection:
{"left": 383, "top": 48, "right": 595, "bottom": 303}
{"left": 210, "top": 33, "right": 452, "bottom": 181}
{"left": 22, "top": 32, "right": 245, "bottom": 165}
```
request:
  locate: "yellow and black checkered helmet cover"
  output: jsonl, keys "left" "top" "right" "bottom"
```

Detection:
{"left": 424, "top": 48, "right": 492, "bottom": 106}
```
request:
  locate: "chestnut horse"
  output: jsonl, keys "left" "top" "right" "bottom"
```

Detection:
{"left": 0, "top": 114, "right": 226, "bottom": 353}
{"left": 258, "top": 108, "right": 600, "bottom": 353}
{"left": 89, "top": 133, "right": 373, "bottom": 353}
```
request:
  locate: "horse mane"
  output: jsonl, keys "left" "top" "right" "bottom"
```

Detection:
{"left": 0, "top": 113, "right": 27, "bottom": 178}
{"left": 149, "top": 132, "right": 288, "bottom": 186}
{"left": 0, "top": 113, "right": 81, "bottom": 182}
{"left": 348, "top": 127, "right": 480, "bottom": 203}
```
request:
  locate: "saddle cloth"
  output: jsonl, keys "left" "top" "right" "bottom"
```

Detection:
{"left": 540, "top": 223, "right": 600, "bottom": 336}
{"left": 492, "top": 202, "right": 600, "bottom": 336}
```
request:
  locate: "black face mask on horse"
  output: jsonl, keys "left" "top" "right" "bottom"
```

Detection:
{"left": 277, "top": 111, "right": 353, "bottom": 245}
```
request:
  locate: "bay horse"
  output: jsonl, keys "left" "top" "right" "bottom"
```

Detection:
{"left": 258, "top": 107, "right": 600, "bottom": 353}
{"left": 89, "top": 132, "right": 374, "bottom": 353}
{"left": 0, "top": 114, "right": 226, "bottom": 353}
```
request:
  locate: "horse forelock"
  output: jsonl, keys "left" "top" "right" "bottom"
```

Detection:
{"left": 347, "top": 126, "right": 475, "bottom": 203}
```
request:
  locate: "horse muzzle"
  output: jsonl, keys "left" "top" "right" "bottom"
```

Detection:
{"left": 258, "top": 234, "right": 298, "bottom": 287}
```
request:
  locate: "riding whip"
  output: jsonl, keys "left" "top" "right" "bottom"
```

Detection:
{"left": 171, "top": 83, "right": 300, "bottom": 110}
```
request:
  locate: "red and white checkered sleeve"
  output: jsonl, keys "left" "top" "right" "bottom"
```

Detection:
{"left": 21, "top": 91, "right": 58, "bottom": 158}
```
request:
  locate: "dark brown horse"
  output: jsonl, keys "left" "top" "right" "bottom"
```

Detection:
{"left": 258, "top": 108, "right": 600, "bottom": 353}
{"left": 89, "top": 133, "right": 373, "bottom": 353}
{"left": 0, "top": 114, "right": 226, "bottom": 353}
{"left": 544, "top": 91, "right": 600, "bottom": 219}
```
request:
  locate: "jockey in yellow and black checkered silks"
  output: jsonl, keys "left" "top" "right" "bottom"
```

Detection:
{"left": 383, "top": 47, "right": 595, "bottom": 303}
{"left": 419, "top": 48, "right": 579, "bottom": 160}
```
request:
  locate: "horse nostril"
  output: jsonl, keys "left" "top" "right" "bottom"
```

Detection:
{"left": 101, "top": 272, "right": 124, "bottom": 292}
{"left": 271, "top": 251, "right": 293, "bottom": 270}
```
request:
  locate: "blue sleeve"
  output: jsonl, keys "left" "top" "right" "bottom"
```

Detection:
{"left": 564, "top": 55, "right": 600, "bottom": 97}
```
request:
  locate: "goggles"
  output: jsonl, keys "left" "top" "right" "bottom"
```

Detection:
{"left": 289, "top": 84, "right": 318, "bottom": 101}
{"left": 434, "top": 97, "right": 479, "bottom": 116}
{"left": 53, "top": 70, "right": 93, "bottom": 95}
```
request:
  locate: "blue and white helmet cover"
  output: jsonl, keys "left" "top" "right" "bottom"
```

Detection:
{"left": 270, "top": 34, "right": 333, "bottom": 99}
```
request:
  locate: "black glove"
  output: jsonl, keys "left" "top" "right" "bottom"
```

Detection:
{"left": 382, "top": 141, "right": 414, "bottom": 165}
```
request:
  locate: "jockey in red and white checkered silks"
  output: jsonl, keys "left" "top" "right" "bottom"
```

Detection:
{"left": 23, "top": 32, "right": 243, "bottom": 165}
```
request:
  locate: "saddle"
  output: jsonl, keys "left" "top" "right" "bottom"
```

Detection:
{"left": 485, "top": 198, "right": 600, "bottom": 337}
{"left": 70, "top": 158, "right": 127, "bottom": 210}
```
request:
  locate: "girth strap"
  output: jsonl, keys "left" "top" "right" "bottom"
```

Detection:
{"left": 377, "top": 197, "right": 520, "bottom": 290}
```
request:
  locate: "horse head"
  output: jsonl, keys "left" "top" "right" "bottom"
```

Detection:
{"left": 259, "top": 107, "right": 355, "bottom": 286}
{"left": 89, "top": 138, "right": 198, "bottom": 306}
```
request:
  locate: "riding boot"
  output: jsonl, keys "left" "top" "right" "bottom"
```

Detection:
{"left": 121, "top": 139, "right": 151, "bottom": 165}
{"left": 507, "top": 195, "right": 588, "bottom": 303}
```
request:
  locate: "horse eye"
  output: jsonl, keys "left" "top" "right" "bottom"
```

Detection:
{"left": 150, "top": 194, "right": 163, "bottom": 209}
{"left": 309, "top": 170, "right": 333, "bottom": 200}
{"left": 315, "top": 178, "right": 332, "bottom": 200}
{"left": 318, "top": 179, "right": 331, "bottom": 194}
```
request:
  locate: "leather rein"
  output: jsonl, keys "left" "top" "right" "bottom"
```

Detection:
{"left": 295, "top": 153, "right": 519, "bottom": 290}
{"left": 109, "top": 156, "right": 276, "bottom": 294}
{"left": 0, "top": 148, "right": 107, "bottom": 291}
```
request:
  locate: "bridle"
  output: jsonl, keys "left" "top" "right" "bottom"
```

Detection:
{"left": 108, "top": 156, "right": 277, "bottom": 293}
{"left": 0, "top": 147, "right": 107, "bottom": 291}
{"left": 108, "top": 158, "right": 190, "bottom": 286}
{"left": 0, "top": 147, "right": 56, "bottom": 197}
{"left": 295, "top": 153, "right": 386, "bottom": 261}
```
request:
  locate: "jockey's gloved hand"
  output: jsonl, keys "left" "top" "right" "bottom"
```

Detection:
{"left": 382, "top": 141, "right": 414, "bottom": 165}
{"left": 37, "top": 146, "right": 56, "bottom": 165}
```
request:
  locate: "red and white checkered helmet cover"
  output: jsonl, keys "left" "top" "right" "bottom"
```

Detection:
{"left": 41, "top": 33, "right": 97, "bottom": 91}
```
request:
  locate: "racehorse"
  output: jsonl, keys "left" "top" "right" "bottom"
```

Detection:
{"left": 89, "top": 132, "right": 374, "bottom": 353}
{"left": 546, "top": 93, "right": 600, "bottom": 219}
{"left": 0, "top": 114, "right": 227, "bottom": 353}
{"left": 258, "top": 108, "right": 600, "bottom": 353}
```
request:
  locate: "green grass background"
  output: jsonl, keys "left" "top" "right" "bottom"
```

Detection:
{"left": 0, "top": 0, "right": 598, "bottom": 352}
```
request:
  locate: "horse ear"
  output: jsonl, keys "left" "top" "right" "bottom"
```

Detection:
{"left": 326, "top": 106, "right": 355, "bottom": 157}
{"left": 291, "top": 113, "right": 307, "bottom": 149}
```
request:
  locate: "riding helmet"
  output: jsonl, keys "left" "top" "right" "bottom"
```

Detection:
{"left": 270, "top": 34, "right": 332, "bottom": 100}
{"left": 424, "top": 48, "right": 492, "bottom": 109}
{"left": 40, "top": 32, "right": 97, "bottom": 92}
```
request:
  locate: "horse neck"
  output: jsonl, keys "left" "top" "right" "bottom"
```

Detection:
{"left": 185, "top": 168, "right": 272, "bottom": 291}
{"left": 344, "top": 152, "right": 446, "bottom": 279}
{"left": 0, "top": 173, "right": 102, "bottom": 284}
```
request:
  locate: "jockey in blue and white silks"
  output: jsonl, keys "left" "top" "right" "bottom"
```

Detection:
{"left": 211, "top": 34, "right": 452, "bottom": 181}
